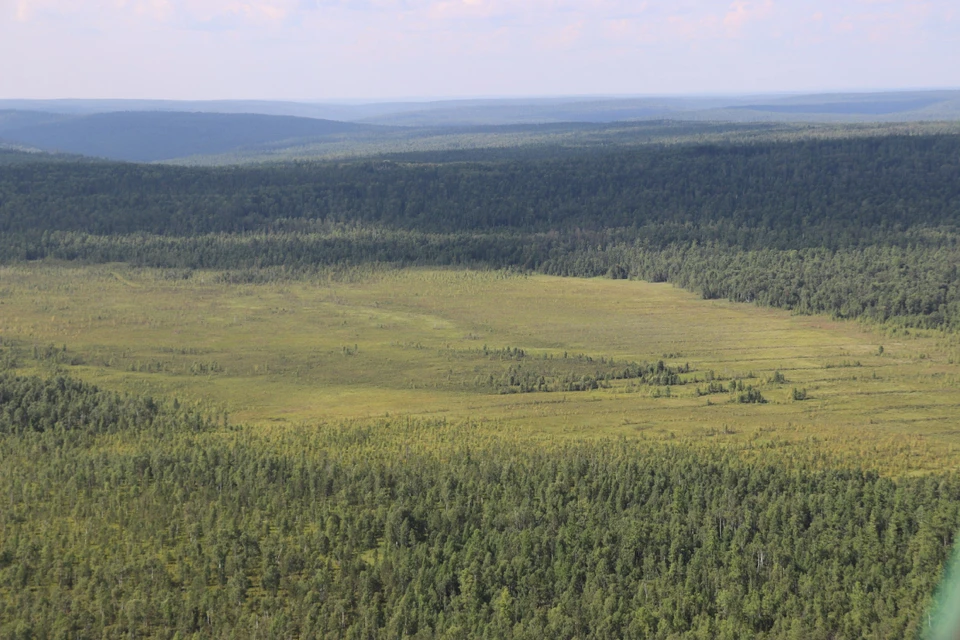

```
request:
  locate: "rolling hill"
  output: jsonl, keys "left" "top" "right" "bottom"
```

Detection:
{"left": 2, "top": 91, "right": 959, "bottom": 163}
{"left": 0, "top": 111, "right": 383, "bottom": 162}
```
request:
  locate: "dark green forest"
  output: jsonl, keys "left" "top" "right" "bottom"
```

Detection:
{"left": 1, "top": 363, "right": 958, "bottom": 639}
{"left": 3, "top": 135, "right": 959, "bottom": 239}
{"left": 2, "top": 134, "right": 960, "bottom": 328}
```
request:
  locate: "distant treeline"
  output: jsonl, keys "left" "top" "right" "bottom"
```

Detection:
{"left": 1, "top": 364, "right": 957, "bottom": 638}
{"left": 2, "top": 134, "right": 960, "bottom": 328}
{"left": 2, "top": 135, "right": 958, "bottom": 243}
{"left": 9, "top": 230, "right": 960, "bottom": 330}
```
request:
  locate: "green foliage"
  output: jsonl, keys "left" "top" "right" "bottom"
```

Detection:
{"left": 697, "top": 381, "right": 728, "bottom": 396}
{"left": 0, "top": 370, "right": 957, "bottom": 638}
{"left": 2, "top": 135, "right": 958, "bottom": 240}
{"left": 736, "top": 387, "right": 767, "bottom": 404}
{"left": 3, "top": 133, "right": 960, "bottom": 330}
{"left": 0, "top": 369, "right": 210, "bottom": 437}
{"left": 474, "top": 355, "right": 691, "bottom": 394}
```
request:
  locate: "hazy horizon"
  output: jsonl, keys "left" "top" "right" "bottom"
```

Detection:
{"left": 3, "top": 0, "right": 958, "bottom": 101}
{"left": 4, "top": 88, "right": 960, "bottom": 105}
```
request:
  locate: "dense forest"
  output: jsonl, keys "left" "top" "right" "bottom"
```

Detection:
{"left": 1, "top": 361, "right": 958, "bottom": 639}
{"left": 3, "top": 133, "right": 960, "bottom": 329}
{"left": 2, "top": 135, "right": 958, "bottom": 241}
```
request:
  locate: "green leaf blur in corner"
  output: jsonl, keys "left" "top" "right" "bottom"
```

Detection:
{"left": 928, "top": 539, "right": 960, "bottom": 640}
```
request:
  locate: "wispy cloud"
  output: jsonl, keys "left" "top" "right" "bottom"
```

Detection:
{"left": 723, "top": 0, "right": 773, "bottom": 33}
{"left": 10, "top": 0, "right": 299, "bottom": 25}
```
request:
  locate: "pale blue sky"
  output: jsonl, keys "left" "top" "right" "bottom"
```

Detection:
{"left": 2, "top": 0, "right": 957, "bottom": 100}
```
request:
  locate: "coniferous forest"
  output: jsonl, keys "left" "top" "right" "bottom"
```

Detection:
{"left": 2, "top": 134, "right": 960, "bottom": 328}
{"left": 3, "top": 127, "right": 960, "bottom": 638}
{"left": 2, "top": 364, "right": 959, "bottom": 639}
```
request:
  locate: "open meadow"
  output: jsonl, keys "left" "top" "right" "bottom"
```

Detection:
{"left": 2, "top": 264, "right": 959, "bottom": 473}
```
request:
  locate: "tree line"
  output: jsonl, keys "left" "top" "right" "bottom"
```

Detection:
{"left": 1, "top": 135, "right": 958, "bottom": 242}
{"left": 2, "top": 134, "right": 960, "bottom": 328}
{"left": 0, "top": 359, "right": 958, "bottom": 638}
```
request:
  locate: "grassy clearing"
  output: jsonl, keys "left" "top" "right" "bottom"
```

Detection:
{"left": 2, "top": 264, "right": 959, "bottom": 473}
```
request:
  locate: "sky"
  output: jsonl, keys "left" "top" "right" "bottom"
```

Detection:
{"left": 1, "top": 0, "right": 958, "bottom": 100}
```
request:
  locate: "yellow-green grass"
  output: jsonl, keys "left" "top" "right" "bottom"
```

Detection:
{"left": 2, "top": 264, "right": 960, "bottom": 473}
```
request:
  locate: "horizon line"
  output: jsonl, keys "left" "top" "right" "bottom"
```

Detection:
{"left": 2, "top": 87, "right": 960, "bottom": 106}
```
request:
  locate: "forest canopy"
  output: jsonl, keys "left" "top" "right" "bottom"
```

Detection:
{"left": 1, "top": 363, "right": 958, "bottom": 639}
{"left": 2, "top": 133, "right": 960, "bottom": 329}
{"left": 2, "top": 135, "right": 958, "bottom": 241}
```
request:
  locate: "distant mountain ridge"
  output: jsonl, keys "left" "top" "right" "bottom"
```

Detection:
{"left": 0, "top": 111, "right": 380, "bottom": 162}
{"left": 1, "top": 91, "right": 958, "bottom": 164}
{"left": 2, "top": 90, "right": 959, "bottom": 125}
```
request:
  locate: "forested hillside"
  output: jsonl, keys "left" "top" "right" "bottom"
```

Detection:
{"left": 2, "top": 135, "right": 958, "bottom": 240}
{"left": 2, "top": 362, "right": 958, "bottom": 639}
{"left": 2, "top": 133, "right": 960, "bottom": 329}
{"left": 0, "top": 112, "right": 380, "bottom": 163}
